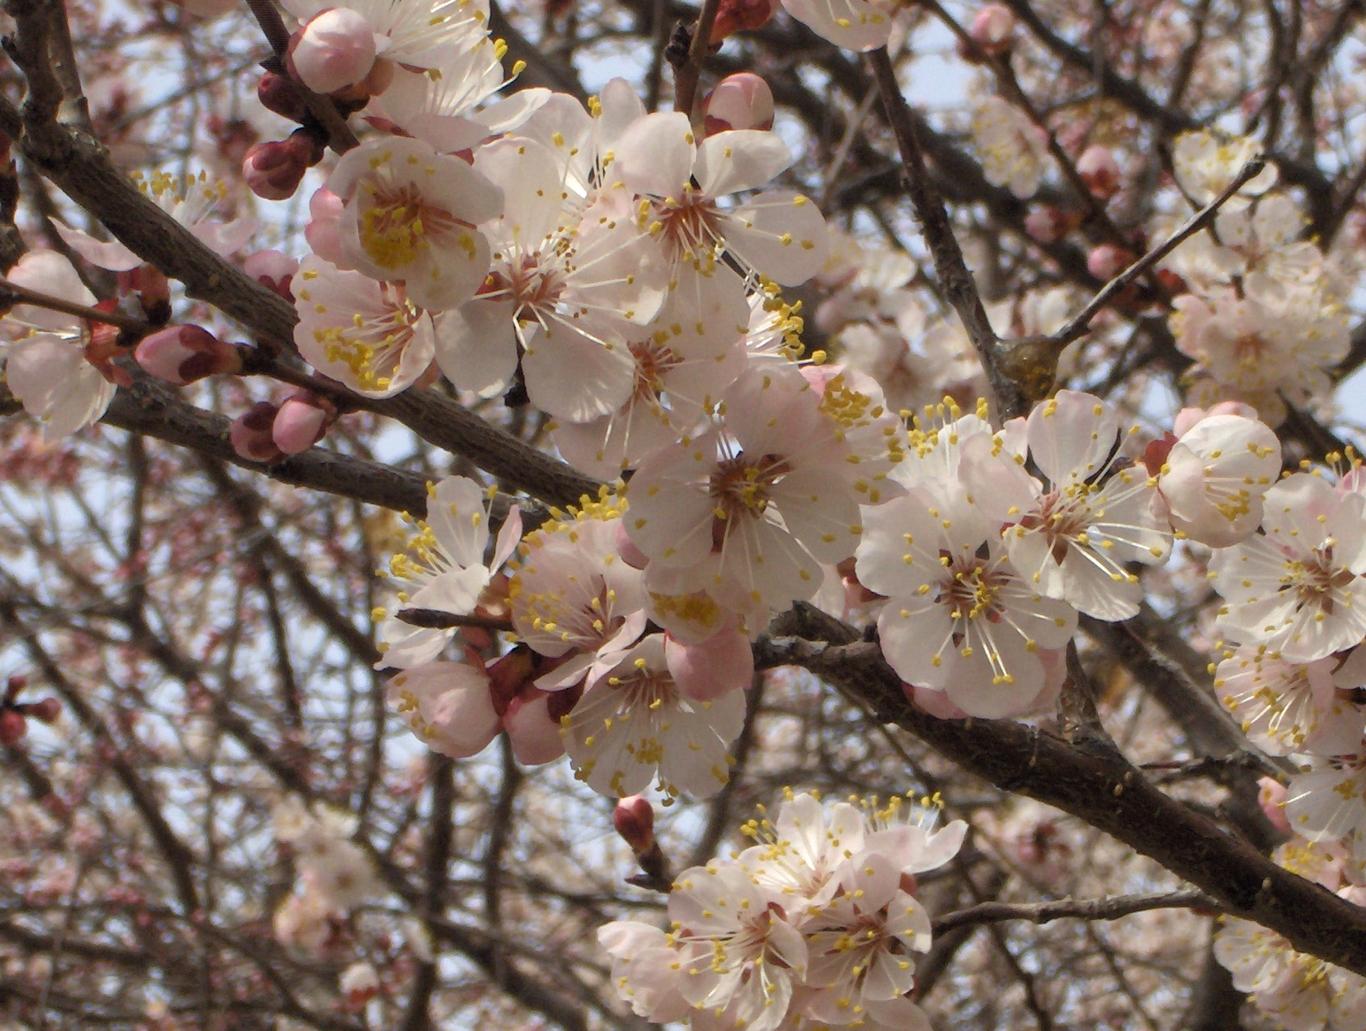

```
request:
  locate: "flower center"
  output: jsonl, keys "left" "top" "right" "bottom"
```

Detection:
{"left": 709, "top": 453, "right": 790, "bottom": 529}
{"left": 360, "top": 184, "right": 454, "bottom": 269}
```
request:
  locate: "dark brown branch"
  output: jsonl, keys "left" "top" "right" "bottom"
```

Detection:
{"left": 753, "top": 605, "right": 1366, "bottom": 977}
{"left": 866, "top": 47, "right": 1037, "bottom": 419}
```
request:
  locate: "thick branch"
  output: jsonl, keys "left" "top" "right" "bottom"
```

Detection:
{"left": 753, "top": 607, "right": 1366, "bottom": 977}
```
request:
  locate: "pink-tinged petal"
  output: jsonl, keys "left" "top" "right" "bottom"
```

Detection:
{"left": 768, "top": 466, "right": 862, "bottom": 562}
{"left": 781, "top": 0, "right": 895, "bottom": 50}
{"left": 694, "top": 130, "right": 791, "bottom": 196}
{"left": 491, "top": 507, "right": 522, "bottom": 571}
{"left": 1260, "top": 473, "right": 1338, "bottom": 549}
{"left": 386, "top": 661, "right": 499, "bottom": 758}
{"left": 884, "top": 891, "right": 933, "bottom": 951}
{"left": 432, "top": 299, "right": 518, "bottom": 396}
{"left": 405, "top": 564, "right": 489, "bottom": 616}
{"left": 877, "top": 599, "right": 955, "bottom": 688}
{"left": 522, "top": 320, "right": 635, "bottom": 422}
{"left": 7, "top": 250, "right": 97, "bottom": 327}
{"left": 425, "top": 475, "right": 492, "bottom": 568}
{"left": 944, "top": 626, "right": 1046, "bottom": 718}
{"left": 374, "top": 620, "right": 449, "bottom": 671}
{"left": 50, "top": 220, "right": 141, "bottom": 272}
{"left": 625, "top": 447, "right": 718, "bottom": 568}
{"left": 843, "top": 849, "right": 900, "bottom": 911}
{"left": 503, "top": 693, "right": 566, "bottom": 764}
{"left": 194, "top": 217, "right": 259, "bottom": 259}
{"left": 855, "top": 494, "right": 944, "bottom": 598}
{"left": 1026, "top": 389, "right": 1122, "bottom": 485}
{"left": 766, "top": 916, "right": 808, "bottom": 978}
{"left": 662, "top": 262, "right": 751, "bottom": 359}
{"left": 613, "top": 111, "right": 696, "bottom": 198}
{"left": 474, "top": 136, "right": 568, "bottom": 244}
{"left": 725, "top": 190, "right": 828, "bottom": 286}
{"left": 403, "top": 226, "right": 492, "bottom": 313}
{"left": 552, "top": 401, "right": 679, "bottom": 478}
{"left": 959, "top": 434, "right": 1039, "bottom": 522}
{"left": 665, "top": 629, "right": 753, "bottom": 700}
{"left": 1056, "top": 544, "right": 1142, "bottom": 620}
{"left": 5, "top": 335, "right": 114, "bottom": 438}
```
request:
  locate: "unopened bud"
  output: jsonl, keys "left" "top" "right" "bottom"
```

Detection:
{"left": 709, "top": 0, "right": 779, "bottom": 43}
{"left": 1023, "top": 205, "right": 1072, "bottom": 243}
{"left": 613, "top": 795, "right": 655, "bottom": 855}
{"left": 243, "top": 249, "right": 299, "bottom": 300}
{"left": 968, "top": 4, "right": 1015, "bottom": 56}
{"left": 272, "top": 391, "right": 337, "bottom": 455}
{"left": 291, "top": 8, "right": 378, "bottom": 95}
{"left": 1076, "top": 144, "right": 1121, "bottom": 199}
{"left": 703, "top": 73, "right": 775, "bottom": 135}
{"left": 230, "top": 401, "right": 284, "bottom": 463}
{"left": 135, "top": 325, "right": 242, "bottom": 385}
{"left": 1257, "top": 777, "right": 1291, "bottom": 835}
{"left": 243, "top": 131, "right": 322, "bottom": 202}
{"left": 0, "top": 709, "right": 26, "bottom": 746}
{"left": 258, "top": 71, "right": 310, "bottom": 123}
{"left": 1086, "top": 243, "right": 1133, "bottom": 280}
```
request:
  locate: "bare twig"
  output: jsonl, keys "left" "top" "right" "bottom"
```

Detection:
{"left": 1050, "top": 157, "right": 1267, "bottom": 346}
{"left": 0, "top": 276, "right": 147, "bottom": 332}
{"left": 671, "top": 0, "right": 721, "bottom": 119}
{"left": 933, "top": 889, "right": 1216, "bottom": 934}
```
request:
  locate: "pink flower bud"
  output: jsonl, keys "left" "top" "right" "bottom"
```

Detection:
{"left": 0, "top": 709, "right": 26, "bottom": 746}
{"left": 969, "top": 4, "right": 1015, "bottom": 55}
{"left": 1258, "top": 777, "right": 1291, "bottom": 835}
{"left": 703, "top": 73, "right": 775, "bottom": 135}
{"left": 1086, "top": 243, "right": 1133, "bottom": 280}
{"left": 272, "top": 391, "right": 337, "bottom": 455}
{"left": 230, "top": 401, "right": 284, "bottom": 463}
{"left": 1023, "top": 205, "right": 1070, "bottom": 243}
{"left": 243, "top": 140, "right": 307, "bottom": 202}
{"left": 613, "top": 795, "right": 656, "bottom": 854}
{"left": 243, "top": 132, "right": 321, "bottom": 202}
{"left": 258, "top": 71, "right": 310, "bottom": 123}
{"left": 1076, "top": 144, "right": 1121, "bottom": 199}
{"left": 291, "top": 8, "right": 377, "bottom": 96}
{"left": 305, "top": 187, "right": 346, "bottom": 264}
{"left": 243, "top": 249, "right": 299, "bottom": 300}
{"left": 135, "top": 325, "right": 242, "bottom": 385}
{"left": 709, "top": 0, "right": 779, "bottom": 43}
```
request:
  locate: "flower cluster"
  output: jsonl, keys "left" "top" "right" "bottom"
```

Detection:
{"left": 1214, "top": 838, "right": 1366, "bottom": 1031}
{"left": 600, "top": 789, "right": 966, "bottom": 1030}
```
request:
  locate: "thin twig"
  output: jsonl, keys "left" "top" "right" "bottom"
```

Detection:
{"left": 1050, "top": 157, "right": 1267, "bottom": 346}
{"left": 671, "top": 0, "right": 721, "bottom": 119}
{"left": 0, "top": 276, "right": 147, "bottom": 332}
{"left": 933, "top": 889, "right": 1217, "bottom": 934}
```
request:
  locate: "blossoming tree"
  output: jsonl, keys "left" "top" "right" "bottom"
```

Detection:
{"left": 2, "top": 0, "right": 1366, "bottom": 1027}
